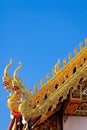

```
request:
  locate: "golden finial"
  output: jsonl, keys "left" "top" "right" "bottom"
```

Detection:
{"left": 56, "top": 59, "right": 61, "bottom": 71}
{"left": 74, "top": 48, "right": 78, "bottom": 56}
{"left": 29, "top": 89, "right": 32, "bottom": 94}
{"left": 68, "top": 53, "right": 72, "bottom": 61}
{"left": 4, "top": 59, "right": 12, "bottom": 77}
{"left": 52, "top": 66, "right": 57, "bottom": 76}
{"left": 79, "top": 42, "right": 83, "bottom": 51}
{"left": 63, "top": 58, "right": 66, "bottom": 66}
{"left": 40, "top": 78, "right": 44, "bottom": 87}
{"left": 46, "top": 73, "right": 50, "bottom": 81}
{"left": 13, "top": 62, "right": 22, "bottom": 81}
{"left": 85, "top": 38, "right": 87, "bottom": 46}
{"left": 34, "top": 84, "right": 38, "bottom": 93}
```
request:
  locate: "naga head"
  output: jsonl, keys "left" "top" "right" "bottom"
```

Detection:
{"left": 2, "top": 59, "right": 13, "bottom": 91}
{"left": 12, "top": 62, "right": 25, "bottom": 94}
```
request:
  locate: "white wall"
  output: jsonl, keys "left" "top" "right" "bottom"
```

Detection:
{"left": 63, "top": 116, "right": 87, "bottom": 130}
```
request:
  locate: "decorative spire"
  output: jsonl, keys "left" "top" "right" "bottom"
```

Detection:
{"left": 79, "top": 42, "right": 83, "bottom": 51}
{"left": 29, "top": 89, "right": 32, "bottom": 94}
{"left": 40, "top": 78, "right": 44, "bottom": 87}
{"left": 46, "top": 73, "right": 50, "bottom": 81}
{"left": 85, "top": 38, "right": 87, "bottom": 46}
{"left": 34, "top": 84, "right": 38, "bottom": 93}
{"left": 74, "top": 48, "right": 78, "bottom": 56}
{"left": 4, "top": 59, "right": 12, "bottom": 77}
{"left": 63, "top": 58, "right": 66, "bottom": 66}
{"left": 56, "top": 59, "right": 61, "bottom": 71}
{"left": 68, "top": 53, "right": 72, "bottom": 61}
{"left": 52, "top": 66, "right": 57, "bottom": 76}
{"left": 13, "top": 62, "right": 22, "bottom": 81}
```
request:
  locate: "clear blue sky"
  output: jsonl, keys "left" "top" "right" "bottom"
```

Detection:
{"left": 0, "top": 0, "right": 87, "bottom": 129}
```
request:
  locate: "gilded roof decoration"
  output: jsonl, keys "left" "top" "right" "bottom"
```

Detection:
{"left": 3, "top": 38, "right": 87, "bottom": 127}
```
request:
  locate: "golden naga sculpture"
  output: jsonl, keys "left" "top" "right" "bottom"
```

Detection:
{"left": 3, "top": 60, "right": 23, "bottom": 117}
{"left": 3, "top": 60, "right": 41, "bottom": 129}
{"left": 2, "top": 59, "right": 13, "bottom": 91}
{"left": 12, "top": 62, "right": 25, "bottom": 93}
{"left": 7, "top": 93, "right": 21, "bottom": 116}
{"left": 3, "top": 60, "right": 37, "bottom": 120}
{"left": 18, "top": 89, "right": 33, "bottom": 119}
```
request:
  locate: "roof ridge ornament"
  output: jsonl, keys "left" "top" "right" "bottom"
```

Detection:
{"left": 13, "top": 62, "right": 22, "bottom": 81}
{"left": 4, "top": 58, "right": 12, "bottom": 77}
{"left": 79, "top": 42, "right": 83, "bottom": 51}
{"left": 34, "top": 84, "right": 38, "bottom": 93}
{"left": 85, "top": 38, "right": 87, "bottom": 46}
{"left": 74, "top": 48, "right": 78, "bottom": 56}
{"left": 63, "top": 58, "right": 66, "bottom": 66}
{"left": 68, "top": 52, "right": 72, "bottom": 61}
{"left": 46, "top": 73, "right": 50, "bottom": 81}
{"left": 40, "top": 78, "right": 44, "bottom": 87}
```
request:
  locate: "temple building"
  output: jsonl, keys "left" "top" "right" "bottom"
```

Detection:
{"left": 3, "top": 38, "right": 87, "bottom": 130}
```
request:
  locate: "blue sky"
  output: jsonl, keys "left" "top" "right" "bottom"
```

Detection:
{"left": 0, "top": 0, "right": 87, "bottom": 129}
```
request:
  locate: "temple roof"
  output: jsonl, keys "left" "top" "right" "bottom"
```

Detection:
{"left": 3, "top": 38, "right": 87, "bottom": 128}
